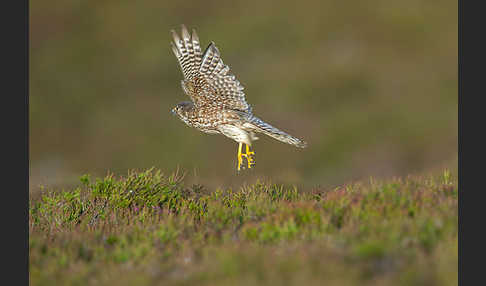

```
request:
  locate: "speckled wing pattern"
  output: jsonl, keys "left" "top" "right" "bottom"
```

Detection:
{"left": 171, "top": 25, "right": 250, "bottom": 112}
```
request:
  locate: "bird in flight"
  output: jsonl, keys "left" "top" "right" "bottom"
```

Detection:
{"left": 170, "top": 25, "right": 307, "bottom": 171}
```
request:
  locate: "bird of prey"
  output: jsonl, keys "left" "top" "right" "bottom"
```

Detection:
{"left": 170, "top": 25, "right": 307, "bottom": 171}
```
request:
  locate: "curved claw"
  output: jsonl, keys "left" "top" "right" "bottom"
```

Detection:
{"left": 236, "top": 143, "right": 256, "bottom": 171}
{"left": 243, "top": 144, "right": 256, "bottom": 169}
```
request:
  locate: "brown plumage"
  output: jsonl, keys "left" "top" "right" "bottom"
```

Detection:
{"left": 170, "top": 25, "right": 307, "bottom": 170}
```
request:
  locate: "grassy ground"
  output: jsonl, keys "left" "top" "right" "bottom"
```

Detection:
{"left": 29, "top": 168, "right": 457, "bottom": 285}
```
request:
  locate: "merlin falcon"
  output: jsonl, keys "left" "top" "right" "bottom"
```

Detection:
{"left": 170, "top": 25, "right": 307, "bottom": 171}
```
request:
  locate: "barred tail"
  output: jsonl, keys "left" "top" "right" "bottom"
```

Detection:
{"left": 248, "top": 116, "right": 307, "bottom": 148}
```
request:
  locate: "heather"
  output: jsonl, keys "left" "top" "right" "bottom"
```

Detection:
{"left": 30, "top": 168, "right": 457, "bottom": 285}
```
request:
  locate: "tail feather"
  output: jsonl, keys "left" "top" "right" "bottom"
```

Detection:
{"left": 248, "top": 116, "right": 307, "bottom": 148}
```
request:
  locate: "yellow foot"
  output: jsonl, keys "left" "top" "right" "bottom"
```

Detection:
{"left": 236, "top": 143, "right": 256, "bottom": 171}
{"left": 237, "top": 142, "right": 243, "bottom": 172}
{"left": 242, "top": 144, "right": 256, "bottom": 169}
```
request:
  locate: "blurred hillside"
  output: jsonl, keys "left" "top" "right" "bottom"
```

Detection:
{"left": 29, "top": 0, "right": 457, "bottom": 191}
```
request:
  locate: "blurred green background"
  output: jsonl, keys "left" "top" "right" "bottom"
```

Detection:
{"left": 30, "top": 0, "right": 457, "bottom": 192}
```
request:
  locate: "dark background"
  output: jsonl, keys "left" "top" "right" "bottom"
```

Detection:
{"left": 30, "top": 0, "right": 457, "bottom": 192}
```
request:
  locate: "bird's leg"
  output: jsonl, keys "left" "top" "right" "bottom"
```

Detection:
{"left": 237, "top": 142, "right": 243, "bottom": 171}
{"left": 244, "top": 144, "right": 256, "bottom": 169}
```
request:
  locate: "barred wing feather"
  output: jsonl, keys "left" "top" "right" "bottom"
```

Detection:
{"left": 171, "top": 25, "right": 250, "bottom": 112}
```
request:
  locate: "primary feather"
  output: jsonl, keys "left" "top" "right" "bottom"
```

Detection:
{"left": 171, "top": 25, "right": 250, "bottom": 112}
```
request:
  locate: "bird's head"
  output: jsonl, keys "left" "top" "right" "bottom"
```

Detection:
{"left": 171, "top": 101, "right": 194, "bottom": 120}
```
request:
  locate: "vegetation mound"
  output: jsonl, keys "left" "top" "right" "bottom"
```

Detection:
{"left": 30, "top": 168, "right": 457, "bottom": 286}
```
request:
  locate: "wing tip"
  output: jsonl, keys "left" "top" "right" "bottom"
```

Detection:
{"left": 191, "top": 28, "right": 200, "bottom": 43}
{"left": 181, "top": 24, "right": 190, "bottom": 40}
{"left": 171, "top": 41, "right": 180, "bottom": 57}
{"left": 171, "top": 29, "right": 181, "bottom": 45}
{"left": 208, "top": 41, "right": 220, "bottom": 55}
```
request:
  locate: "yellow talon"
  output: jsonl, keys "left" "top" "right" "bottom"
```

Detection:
{"left": 237, "top": 142, "right": 243, "bottom": 171}
{"left": 243, "top": 144, "right": 256, "bottom": 169}
{"left": 237, "top": 143, "right": 256, "bottom": 171}
{"left": 246, "top": 144, "right": 255, "bottom": 156}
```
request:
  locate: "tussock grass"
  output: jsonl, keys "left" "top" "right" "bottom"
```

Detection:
{"left": 29, "top": 168, "right": 457, "bottom": 286}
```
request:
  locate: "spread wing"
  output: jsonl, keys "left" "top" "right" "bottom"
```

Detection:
{"left": 171, "top": 25, "right": 250, "bottom": 112}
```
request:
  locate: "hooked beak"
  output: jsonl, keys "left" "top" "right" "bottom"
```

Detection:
{"left": 171, "top": 108, "right": 176, "bottom": 116}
